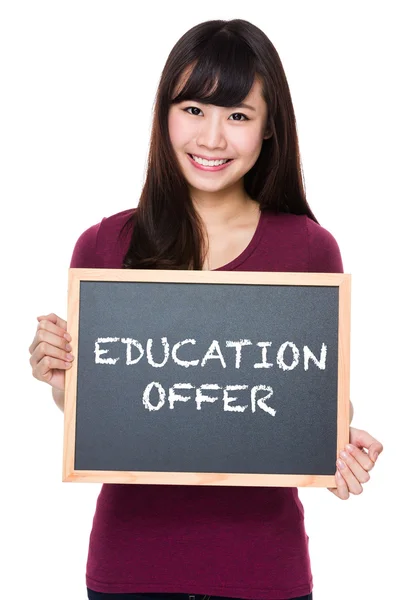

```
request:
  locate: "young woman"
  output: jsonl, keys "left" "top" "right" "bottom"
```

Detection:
{"left": 29, "top": 18, "right": 383, "bottom": 600}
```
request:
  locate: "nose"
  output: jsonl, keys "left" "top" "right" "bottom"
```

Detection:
{"left": 196, "top": 115, "right": 227, "bottom": 152}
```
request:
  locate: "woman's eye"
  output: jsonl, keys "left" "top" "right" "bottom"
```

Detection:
{"left": 184, "top": 107, "right": 248, "bottom": 121}
{"left": 185, "top": 107, "right": 202, "bottom": 116}
{"left": 229, "top": 113, "right": 248, "bottom": 121}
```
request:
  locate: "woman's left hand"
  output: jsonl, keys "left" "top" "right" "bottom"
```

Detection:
{"left": 328, "top": 427, "right": 383, "bottom": 499}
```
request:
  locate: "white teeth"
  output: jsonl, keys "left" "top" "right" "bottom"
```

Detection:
{"left": 191, "top": 154, "right": 231, "bottom": 167}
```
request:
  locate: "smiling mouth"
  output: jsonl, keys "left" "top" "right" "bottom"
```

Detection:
{"left": 188, "top": 153, "right": 234, "bottom": 164}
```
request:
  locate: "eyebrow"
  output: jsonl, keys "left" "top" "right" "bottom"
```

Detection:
{"left": 235, "top": 102, "right": 256, "bottom": 112}
{"left": 186, "top": 100, "right": 256, "bottom": 112}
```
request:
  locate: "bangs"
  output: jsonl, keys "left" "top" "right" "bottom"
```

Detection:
{"left": 171, "top": 35, "right": 259, "bottom": 108}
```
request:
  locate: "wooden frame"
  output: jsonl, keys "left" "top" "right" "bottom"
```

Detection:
{"left": 63, "top": 269, "right": 351, "bottom": 487}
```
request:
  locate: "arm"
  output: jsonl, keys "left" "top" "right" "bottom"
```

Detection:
{"left": 307, "top": 219, "right": 383, "bottom": 498}
{"left": 50, "top": 222, "right": 101, "bottom": 412}
{"left": 52, "top": 387, "right": 65, "bottom": 412}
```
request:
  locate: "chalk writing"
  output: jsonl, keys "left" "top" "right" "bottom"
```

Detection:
{"left": 93, "top": 337, "right": 327, "bottom": 417}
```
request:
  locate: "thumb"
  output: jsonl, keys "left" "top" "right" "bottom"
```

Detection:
{"left": 350, "top": 427, "right": 384, "bottom": 463}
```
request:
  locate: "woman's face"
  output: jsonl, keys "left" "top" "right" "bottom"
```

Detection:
{"left": 168, "top": 77, "right": 271, "bottom": 196}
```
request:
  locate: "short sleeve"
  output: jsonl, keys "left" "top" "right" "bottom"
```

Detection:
{"left": 306, "top": 217, "right": 344, "bottom": 274}
{"left": 69, "top": 222, "right": 101, "bottom": 268}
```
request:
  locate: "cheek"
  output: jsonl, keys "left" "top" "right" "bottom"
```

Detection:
{"left": 232, "top": 129, "right": 264, "bottom": 157}
{"left": 168, "top": 112, "right": 191, "bottom": 148}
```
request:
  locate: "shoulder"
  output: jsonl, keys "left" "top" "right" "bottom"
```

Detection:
{"left": 304, "top": 216, "right": 344, "bottom": 273}
{"left": 262, "top": 211, "right": 343, "bottom": 273}
{"left": 70, "top": 208, "right": 135, "bottom": 268}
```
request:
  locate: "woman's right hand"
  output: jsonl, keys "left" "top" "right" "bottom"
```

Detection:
{"left": 29, "top": 313, "right": 74, "bottom": 392}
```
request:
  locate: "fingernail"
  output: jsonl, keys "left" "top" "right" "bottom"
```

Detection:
{"left": 66, "top": 353, "right": 74, "bottom": 360}
{"left": 337, "top": 459, "right": 345, "bottom": 469}
{"left": 372, "top": 451, "right": 378, "bottom": 462}
{"left": 66, "top": 344, "right": 72, "bottom": 351}
{"left": 346, "top": 444, "right": 355, "bottom": 453}
{"left": 339, "top": 451, "right": 348, "bottom": 460}
{"left": 64, "top": 333, "right": 71, "bottom": 341}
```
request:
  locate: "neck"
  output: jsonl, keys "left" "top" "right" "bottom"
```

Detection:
{"left": 190, "top": 183, "right": 258, "bottom": 231}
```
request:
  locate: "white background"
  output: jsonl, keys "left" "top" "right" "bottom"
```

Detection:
{"left": 1, "top": 1, "right": 411, "bottom": 599}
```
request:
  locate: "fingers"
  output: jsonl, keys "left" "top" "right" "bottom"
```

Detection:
{"left": 29, "top": 326, "right": 70, "bottom": 356}
{"left": 335, "top": 442, "right": 374, "bottom": 495}
{"left": 329, "top": 427, "right": 384, "bottom": 501}
{"left": 340, "top": 444, "right": 373, "bottom": 480}
{"left": 331, "top": 439, "right": 381, "bottom": 499}
{"left": 328, "top": 470, "right": 350, "bottom": 500}
{"left": 29, "top": 313, "right": 74, "bottom": 387}
{"left": 29, "top": 316, "right": 71, "bottom": 355}
{"left": 30, "top": 337, "right": 74, "bottom": 370}
{"left": 30, "top": 334, "right": 74, "bottom": 383}
{"left": 336, "top": 455, "right": 364, "bottom": 495}
{"left": 33, "top": 354, "right": 73, "bottom": 384}
{"left": 37, "top": 318, "right": 70, "bottom": 341}
{"left": 36, "top": 312, "right": 67, "bottom": 330}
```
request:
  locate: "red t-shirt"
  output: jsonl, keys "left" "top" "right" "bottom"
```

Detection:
{"left": 70, "top": 207, "right": 343, "bottom": 598}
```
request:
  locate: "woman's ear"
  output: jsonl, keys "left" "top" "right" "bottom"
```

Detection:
{"left": 263, "top": 121, "right": 273, "bottom": 140}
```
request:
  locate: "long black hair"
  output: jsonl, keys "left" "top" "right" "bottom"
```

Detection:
{"left": 122, "top": 19, "right": 317, "bottom": 270}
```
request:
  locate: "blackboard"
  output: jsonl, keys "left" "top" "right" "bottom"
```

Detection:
{"left": 63, "top": 269, "right": 351, "bottom": 487}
